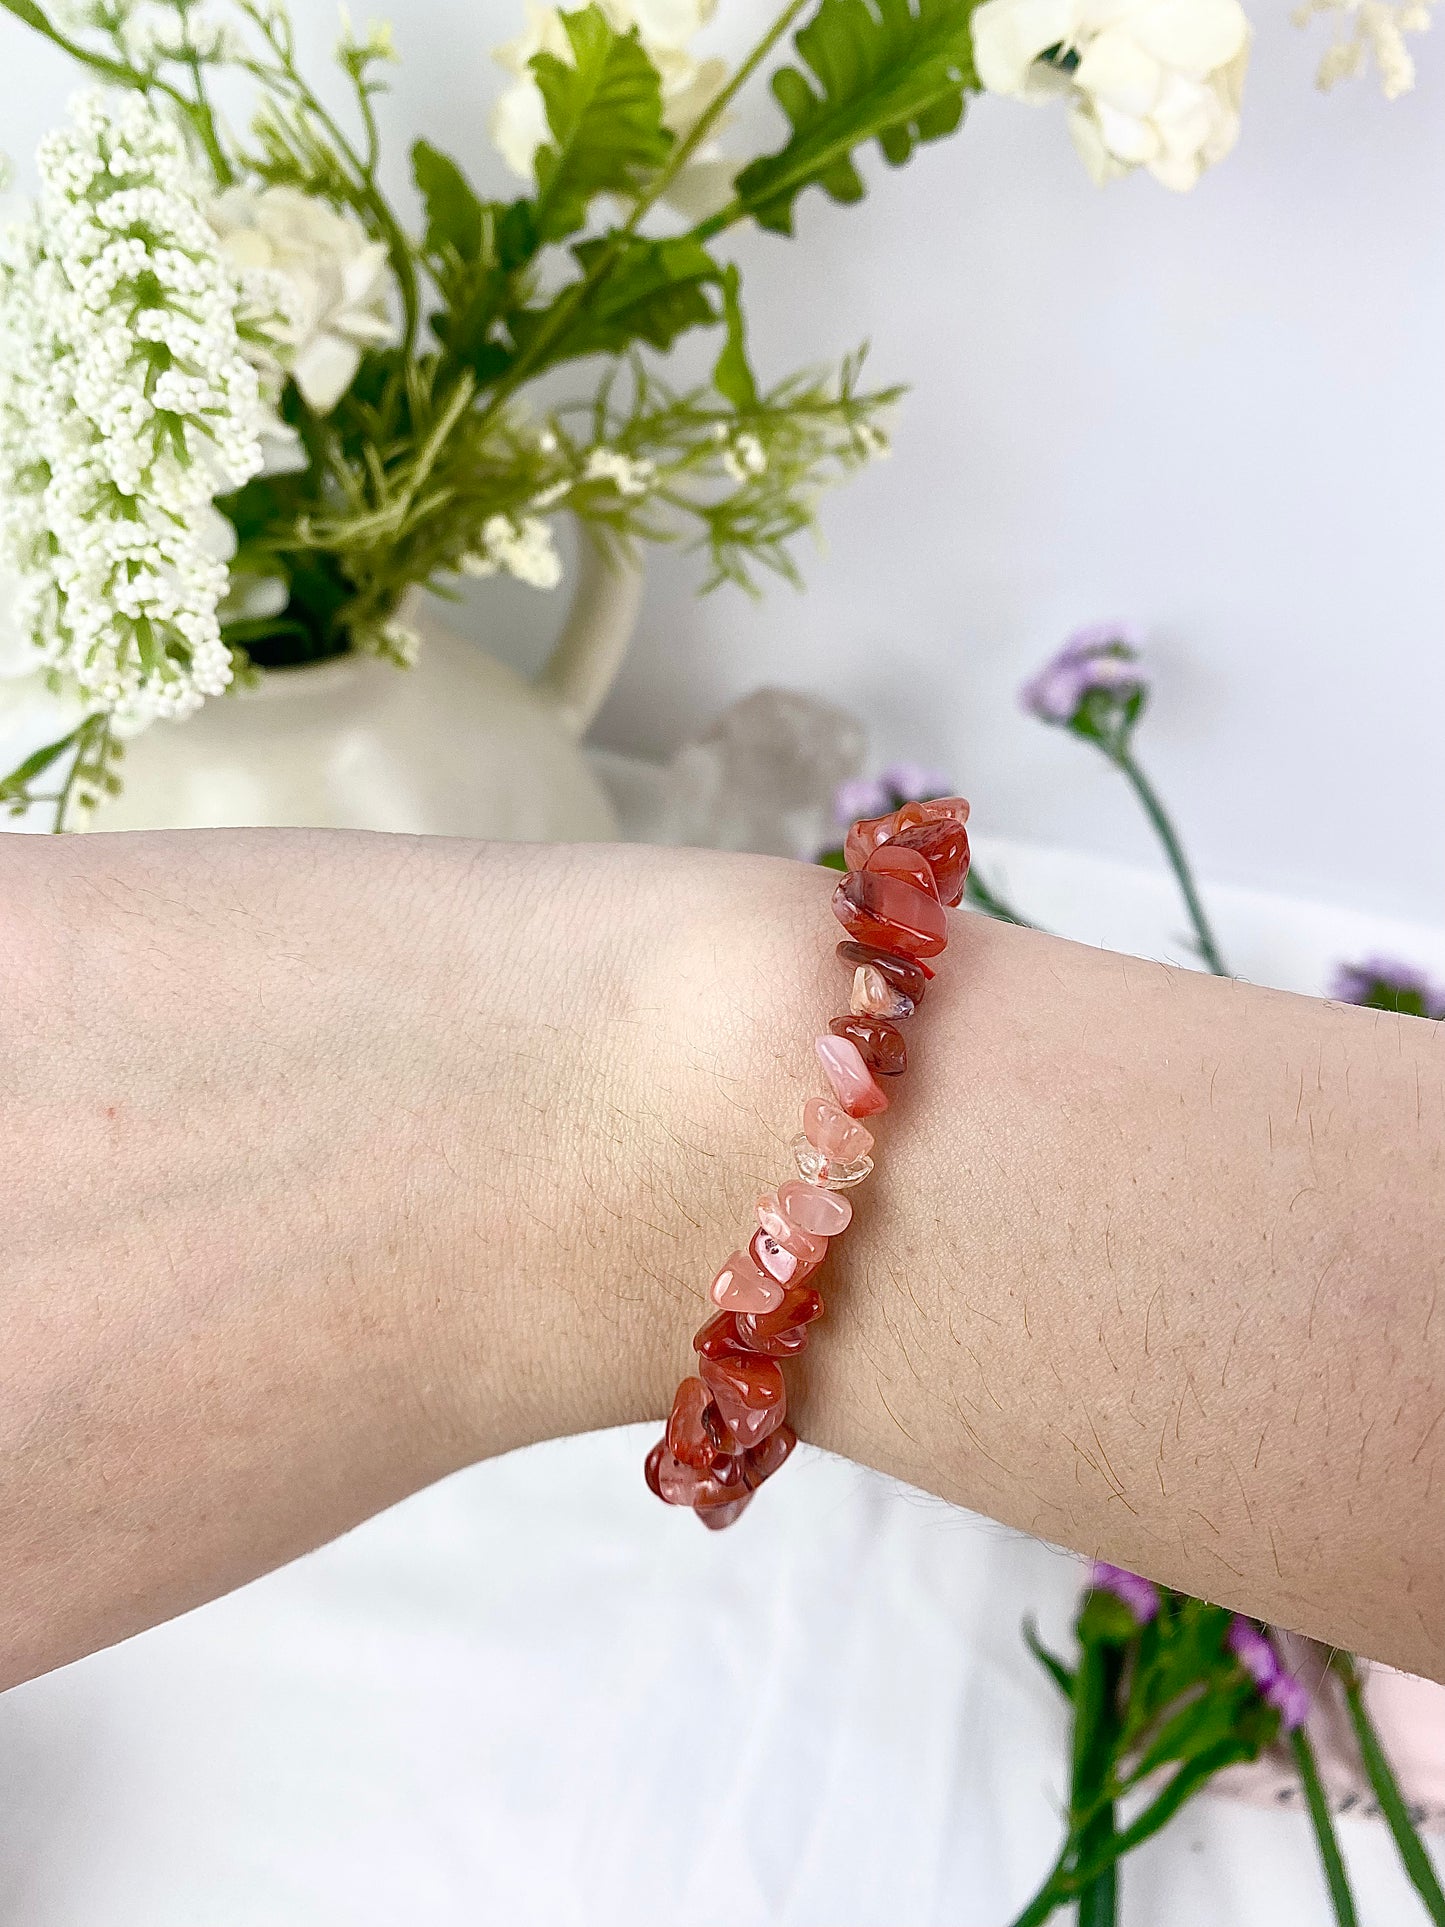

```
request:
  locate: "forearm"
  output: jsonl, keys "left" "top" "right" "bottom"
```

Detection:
{"left": 2, "top": 831, "right": 1441, "bottom": 1688}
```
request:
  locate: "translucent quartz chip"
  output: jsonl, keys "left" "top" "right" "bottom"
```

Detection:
{"left": 829, "top": 1012, "right": 906, "bottom": 1076}
{"left": 756, "top": 1191, "right": 827, "bottom": 1266}
{"left": 792, "top": 1132, "right": 874, "bottom": 1188}
{"left": 711, "top": 1248, "right": 785, "bottom": 1315}
{"left": 815, "top": 1032, "right": 889, "bottom": 1117}
{"left": 700, "top": 1349, "right": 787, "bottom": 1448}
{"left": 850, "top": 962, "right": 915, "bottom": 1021}
{"left": 779, "top": 1177, "right": 851, "bottom": 1236}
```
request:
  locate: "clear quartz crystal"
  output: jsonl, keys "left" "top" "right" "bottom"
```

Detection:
{"left": 792, "top": 1133, "right": 874, "bottom": 1189}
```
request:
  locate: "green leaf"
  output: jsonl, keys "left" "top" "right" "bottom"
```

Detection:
{"left": 510, "top": 234, "right": 719, "bottom": 368}
{"left": 1074, "top": 1739, "right": 1254, "bottom": 1884}
{"left": 530, "top": 5, "right": 673, "bottom": 243}
{"left": 1023, "top": 1618, "right": 1076, "bottom": 1702}
{"left": 0, "top": 727, "right": 81, "bottom": 800}
{"left": 412, "top": 139, "right": 484, "bottom": 259}
{"left": 732, "top": 0, "right": 979, "bottom": 236}
{"left": 712, "top": 263, "right": 758, "bottom": 409}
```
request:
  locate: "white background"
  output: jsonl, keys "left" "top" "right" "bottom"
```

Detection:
{"left": 2, "top": 0, "right": 1443, "bottom": 923}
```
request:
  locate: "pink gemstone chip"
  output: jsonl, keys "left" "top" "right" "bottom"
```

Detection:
{"left": 779, "top": 1178, "right": 852, "bottom": 1237}
{"left": 710, "top": 1249, "right": 785, "bottom": 1316}
{"left": 803, "top": 1096, "right": 875, "bottom": 1163}
{"left": 756, "top": 1192, "right": 826, "bottom": 1266}
{"left": 749, "top": 1227, "right": 799, "bottom": 1284}
{"left": 815, "top": 1033, "right": 889, "bottom": 1118}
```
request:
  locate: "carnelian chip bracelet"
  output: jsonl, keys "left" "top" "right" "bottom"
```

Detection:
{"left": 644, "top": 794, "right": 972, "bottom": 1529}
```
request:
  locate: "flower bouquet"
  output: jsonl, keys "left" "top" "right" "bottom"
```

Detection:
{"left": 0, "top": 0, "right": 1431, "bottom": 829}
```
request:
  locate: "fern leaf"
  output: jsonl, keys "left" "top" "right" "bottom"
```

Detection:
{"left": 733, "top": 0, "right": 979, "bottom": 235}
{"left": 531, "top": 6, "right": 673, "bottom": 244}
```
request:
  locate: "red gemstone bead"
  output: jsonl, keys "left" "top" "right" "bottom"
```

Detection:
{"left": 654, "top": 1439, "right": 746, "bottom": 1508}
{"left": 843, "top": 796, "right": 969, "bottom": 871}
{"left": 836, "top": 942, "right": 930, "bottom": 1006}
{"left": 832, "top": 867, "right": 948, "bottom": 960}
{"left": 693, "top": 1310, "right": 748, "bottom": 1359}
{"left": 829, "top": 1012, "right": 907, "bottom": 1075}
{"left": 700, "top": 1349, "right": 787, "bottom": 1448}
{"left": 751, "top": 1280, "right": 825, "bottom": 1332}
{"left": 893, "top": 818, "right": 971, "bottom": 907}
{"left": 743, "top": 1423, "right": 797, "bottom": 1490}
{"left": 644, "top": 1438, "right": 666, "bottom": 1499}
{"left": 865, "top": 840, "right": 940, "bottom": 900}
{"left": 666, "top": 1375, "right": 728, "bottom": 1471}
{"left": 736, "top": 1281, "right": 824, "bottom": 1349}
{"left": 696, "top": 1493, "right": 752, "bottom": 1530}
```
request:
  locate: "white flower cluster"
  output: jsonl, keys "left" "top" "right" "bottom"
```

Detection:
{"left": 460, "top": 514, "right": 564, "bottom": 589}
{"left": 491, "top": 0, "right": 732, "bottom": 218}
{"left": 1293, "top": 0, "right": 1434, "bottom": 95}
{"left": 972, "top": 0, "right": 1250, "bottom": 191}
{"left": 582, "top": 445, "right": 657, "bottom": 495}
{"left": 0, "top": 89, "right": 281, "bottom": 722}
{"left": 716, "top": 427, "right": 766, "bottom": 482}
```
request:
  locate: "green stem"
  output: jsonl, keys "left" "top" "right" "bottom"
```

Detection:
{"left": 1114, "top": 749, "right": 1229, "bottom": 979}
{"left": 1337, "top": 1659, "right": 1445, "bottom": 1923}
{"left": 1070, "top": 1644, "right": 1122, "bottom": 1927}
{"left": 243, "top": 23, "right": 420, "bottom": 358}
{"left": 472, "top": 0, "right": 813, "bottom": 432}
{"left": 1290, "top": 1726, "right": 1359, "bottom": 1927}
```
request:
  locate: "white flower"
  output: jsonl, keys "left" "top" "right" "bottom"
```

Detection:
{"left": 0, "top": 89, "right": 281, "bottom": 724}
{"left": 462, "top": 513, "right": 563, "bottom": 589}
{"left": 972, "top": 0, "right": 1251, "bottom": 191}
{"left": 1293, "top": 0, "right": 1433, "bottom": 95}
{"left": 491, "top": 0, "right": 732, "bottom": 214}
{"left": 208, "top": 185, "right": 392, "bottom": 413}
{"left": 721, "top": 431, "right": 766, "bottom": 482}
{"left": 583, "top": 445, "right": 657, "bottom": 496}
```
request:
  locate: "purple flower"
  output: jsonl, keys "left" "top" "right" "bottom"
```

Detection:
{"left": 1265, "top": 1669, "right": 1311, "bottom": 1733}
{"left": 1227, "top": 1617, "right": 1309, "bottom": 1732}
{"left": 1020, "top": 623, "right": 1148, "bottom": 730}
{"left": 831, "top": 775, "right": 893, "bottom": 826}
{"left": 880, "top": 761, "right": 952, "bottom": 803}
{"left": 1329, "top": 956, "right": 1445, "bottom": 1020}
{"left": 1089, "top": 1561, "right": 1161, "bottom": 1624}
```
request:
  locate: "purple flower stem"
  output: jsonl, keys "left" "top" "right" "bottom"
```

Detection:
{"left": 1114, "top": 747, "right": 1230, "bottom": 980}
{"left": 1289, "top": 1723, "right": 1359, "bottom": 1927}
{"left": 1336, "top": 1656, "right": 1445, "bottom": 1923}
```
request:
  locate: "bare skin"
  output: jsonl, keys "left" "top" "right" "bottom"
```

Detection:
{"left": 1, "top": 828, "right": 1441, "bottom": 1690}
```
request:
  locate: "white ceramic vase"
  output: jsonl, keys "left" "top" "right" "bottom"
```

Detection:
{"left": 94, "top": 533, "right": 643, "bottom": 840}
